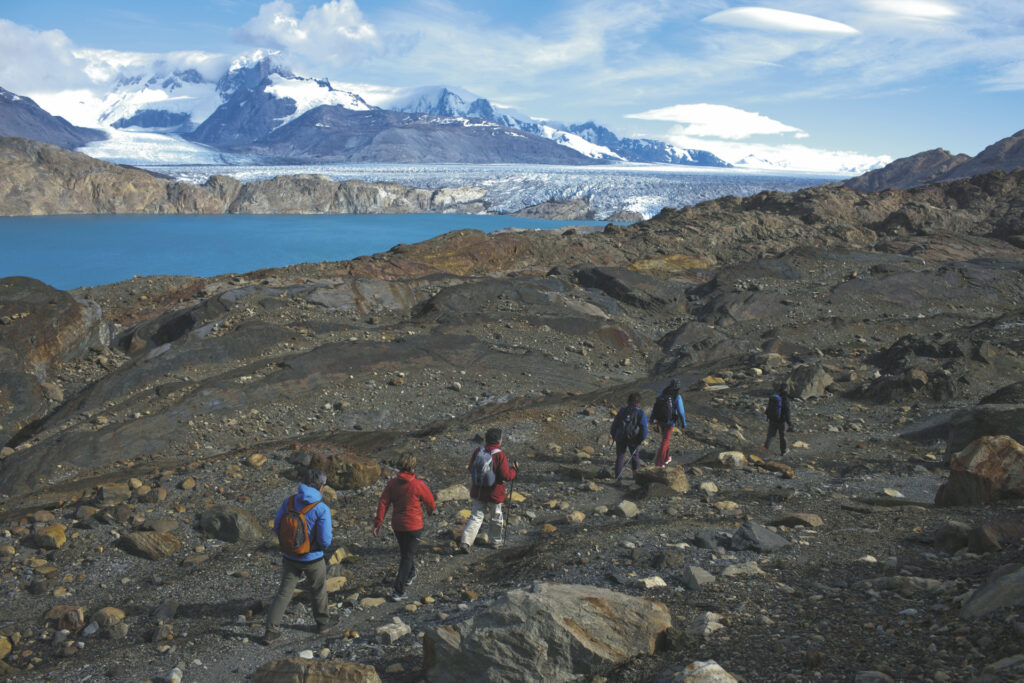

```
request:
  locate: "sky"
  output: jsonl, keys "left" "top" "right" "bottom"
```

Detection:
{"left": 1, "top": 0, "right": 1022, "bottom": 171}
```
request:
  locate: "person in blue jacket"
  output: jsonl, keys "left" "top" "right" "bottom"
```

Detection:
{"left": 653, "top": 379, "right": 686, "bottom": 467}
{"left": 610, "top": 392, "right": 648, "bottom": 480}
{"left": 263, "top": 469, "right": 333, "bottom": 643}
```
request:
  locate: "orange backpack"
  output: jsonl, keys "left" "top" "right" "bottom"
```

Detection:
{"left": 278, "top": 495, "right": 318, "bottom": 555}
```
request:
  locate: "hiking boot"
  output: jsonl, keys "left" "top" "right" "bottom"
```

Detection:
{"left": 664, "top": 456, "right": 672, "bottom": 465}
{"left": 261, "top": 630, "right": 281, "bottom": 646}
{"left": 390, "top": 592, "right": 407, "bottom": 602}
{"left": 317, "top": 620, "right": 338, "bottom": 636}
{"left": 458, "top": 543, "right": 471, "bottom": 554}
{"left": 405, "top": 569, "right": 417, "bottom": 586}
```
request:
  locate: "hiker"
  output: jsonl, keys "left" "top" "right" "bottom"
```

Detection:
{"left": 651, "top": 379, "right": 686, "bottom": 467}
{"left": 610, "top": 392, "right": 648, "bottom": 480}
{"left": 373, "top": 453, "right": 436, "bottom": 601}
{"left": 264, "top": 468, "right": 333, "bottom": 644}
{"left": 764, "top": 385, "right": 794, "bottom": 456}
{"left": 459, "top": 427, "right": 518, "bottom": 552}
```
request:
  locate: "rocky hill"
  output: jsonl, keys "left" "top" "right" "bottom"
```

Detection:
{"left": 843, "top": 128, "right": 1024, "bottom": 191}
{"left": 0, "top": 87, "right": 106, "bottom": 150}
{"left": 0, "top": 137, "right": 493, "bottom": 216}
{"left": 1, "top": 167, "right": 1024, "bottom": 682}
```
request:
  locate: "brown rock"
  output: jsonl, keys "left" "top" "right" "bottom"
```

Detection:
{"left": 92, "top": 607, "right": 126, "bottom": 627}
{"left": 773, "top": 513, "right": 824, "bottom": 528}
{"left": 0, "top": 635, "right": 10, "bottom": 660}
{"left": 968, "top": 525, "right": 1002, "bottom": 554}
{"left": 309, "top": 449, "right": 382, "bottom": 490}
{"left": 252, "top": 659, "right": 381, "bottom": 683}
{"left": 634, "top": 465, "right": 690, "bottom": 493}
{"left": 45, "top": 605, "right": 85, "bottom": 633}
{"left": 118, "top": 531, "right": 183, "bottom": 559}
{"left": 32, "top": 524, "right": 67, "bottom": 549}
{"left": 97, "top": 483, "right": 132, "bottom": 505}
{"left": 935, "top": 435, "right": 1024, "bottom": 506}
{"left": 762, "top": 460, "right": 795, "bottom": 478}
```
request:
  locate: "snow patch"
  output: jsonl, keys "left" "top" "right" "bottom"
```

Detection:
{"left": 78, "top": 130, "right": 251, "bottom": 165}
{"left": 265, "top": 74, "right": 371, "bottom": 128}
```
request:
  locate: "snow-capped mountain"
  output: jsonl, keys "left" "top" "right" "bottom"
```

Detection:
{"left": 0, "top": 86, "right": 106, "bottom": 148}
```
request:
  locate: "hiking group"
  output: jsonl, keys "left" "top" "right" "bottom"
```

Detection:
{"left": 262, "top": 383, "right": 793, "bottom": 643}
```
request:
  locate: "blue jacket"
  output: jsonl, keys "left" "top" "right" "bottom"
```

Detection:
{"left": 610, "top": 405, "right": 648, "bottom": 446}
{"left": 657, "top": 392, "right": 686, "bottom": 428}
{"left": 274, "top": 483, "right": 332, "bottom": 562}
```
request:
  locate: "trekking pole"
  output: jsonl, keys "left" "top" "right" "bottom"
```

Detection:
{"left": 501, "top": 477, "right": 515, "bottom": 545}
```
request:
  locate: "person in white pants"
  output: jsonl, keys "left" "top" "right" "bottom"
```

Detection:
{"left": 459, "top": 427, "right": 518, "bottom": 552}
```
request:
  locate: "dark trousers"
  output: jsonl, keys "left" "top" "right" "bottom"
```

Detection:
{"left": 266, "top": 557, "right": 328, "bottom": 633}
{"left": 614, "top": 439, "right": 642, "bottom": 479}
{"left": 394, "top": 529, "right": 422, "bottom": 594}
{"left": 765, "top": 419, "right": 787, "bottom": 455}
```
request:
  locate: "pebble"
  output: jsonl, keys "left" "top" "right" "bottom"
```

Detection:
{"left": 298, "top": 650, "right": 314, "bottom": 659}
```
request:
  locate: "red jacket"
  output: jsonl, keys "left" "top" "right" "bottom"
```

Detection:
{"left": 468, "top": 444, "right": 517, "bottom": 503}
{"left": 374, "top": 471, "right": 436, "bottom": 532}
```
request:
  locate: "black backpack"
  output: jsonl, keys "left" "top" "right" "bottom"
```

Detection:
{"left": 620, "top": 407, "right": 644, "bottom": 444}
{"left": 766, "top": 393, "right": 783, "bottom": 421}
{"left": 651, "top": 394, "right": 671, "bottom": 423}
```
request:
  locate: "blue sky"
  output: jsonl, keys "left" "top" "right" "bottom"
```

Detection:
{"left": 1, "top": 0, "right": 1022, "bottom": 169}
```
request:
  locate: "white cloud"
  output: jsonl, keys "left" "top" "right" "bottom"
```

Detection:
{"left": 0, "top": 19, "right": 94, "bottom": 93}
{"left": 665, "top": 130, "right": 891, "bottom": 174}
{"left": 627, "top": 104, "right": 806, "bottom": 140}
{"left": 983, "top": 61, "right": 1024, "bottom": 91}
{"left": 702, "top": 7, "right": 859, "bottom": 35}
{"left": 234, "top": 0, "right": 379, "bottom": 67}
{"left": 859, "top": 0, "right": 958, "bottom": 19}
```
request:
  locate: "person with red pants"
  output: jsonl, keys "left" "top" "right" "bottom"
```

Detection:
{"left": 652, "top": 379, "right": 686, "bottom": 467}
{"left": 373, "top": 452, "right": 436, "bottom": 601}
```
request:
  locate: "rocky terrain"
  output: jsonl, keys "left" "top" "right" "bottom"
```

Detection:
{"left": 842, "top": 129, "right": 1024, "bottom": 192}
{"left": 0, "top": 90, "right": 106, "bottom": 151}
{"left": 2, "top": 166, "right": 1024, "bottom": 682}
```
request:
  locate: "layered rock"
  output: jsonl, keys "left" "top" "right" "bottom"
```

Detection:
{"left": 935, "top": 436, "right": 1024, "bottom": 506}
{"left": 423, "top": 583, "right": 671, "bottom": 682}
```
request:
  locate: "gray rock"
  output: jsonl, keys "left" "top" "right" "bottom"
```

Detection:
{"left": 785, "top": 364, "right": 834, "bottom": 400}
{"left": 655, "top": 659, "right": 739, "bottom": 682}
{"left": 423, "top": 582, "right": 671, "bottom": 682}
{"left": 252, "top": 659, "right": 382, "bottom": 683}
{"left": 376, "top": 617, "right": 411, "bottom": 644}
{"left": 118, "top": 532, "right": 182, "bottom": 560}
{"left": 614, "top": 501, "right": 640, "bottom": 518}
{"left": 961, "top": 565, "right": 1024, "bottom": 618}
{"left": 946, "top": 405, "right": 1024, "bottom": 455}
{"left": 681, "top": 566, "right": 716, "bottom": 590}
{"left": 935, "top": 435, "right": 1024, "bottom": 506}
{"left": 198, "top": 504, "right": 263, "bottom": 543}
{"left": 728, "top": 522, "right": 790, "bottom": 553}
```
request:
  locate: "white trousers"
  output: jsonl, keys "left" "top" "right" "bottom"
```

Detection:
{"left": 461, "top": 499, "right": 504, "bottom": 547}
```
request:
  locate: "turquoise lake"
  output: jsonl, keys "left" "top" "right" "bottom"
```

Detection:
{"left": 0, "top": 213, "right": 610, "bottom": 290}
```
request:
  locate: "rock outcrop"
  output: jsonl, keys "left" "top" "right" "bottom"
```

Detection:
{"left": 423, "top": 583, "right": 671, "bottom": 682}
{"left": 935, "top": 436, "right": 1024, "bottom": 506}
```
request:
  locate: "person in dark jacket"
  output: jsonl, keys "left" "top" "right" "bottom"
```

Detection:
{"left": 610, "top": 392, "right": 648, "bottom": 480}
{"left": 373, "top": 453, "right": 436, "bottom": 601}
{"left": 653, "top": 380, "right": 686, "bottom": 467}
{"left": 264, "top": 468, "right": 333, "bottom": 644}
{"left": 459, "top": 427, "right": 518, "bottom": 552}
{"left": 763, "top": 385, "right": 794, "bottom": 456}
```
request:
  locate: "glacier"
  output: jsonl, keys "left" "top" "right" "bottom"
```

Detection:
{"left": 141, "top": 161, "right": 843, "bottom": 220}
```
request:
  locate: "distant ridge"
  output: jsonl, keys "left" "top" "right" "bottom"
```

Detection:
{"left": 0, "top": 86, "right": 107, "bottom": 149}
{"left": 843, "top": 129, "right": 1024, "bottom": 191}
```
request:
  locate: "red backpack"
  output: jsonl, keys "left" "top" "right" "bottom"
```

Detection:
{"left": 278, "top": 496, "right": 318, "bottom": 555}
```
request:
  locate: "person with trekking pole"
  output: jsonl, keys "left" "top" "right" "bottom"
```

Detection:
{"left": 610, "top": 392, "right": 648, "bottom": 481}
{"left": 459, "top": 427, "right": 518, "bottom": 552}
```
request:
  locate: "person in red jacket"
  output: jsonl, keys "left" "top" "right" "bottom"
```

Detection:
{"left": 459, "top": 427, "right": 518, "bottom": 553}
{"left": 373, "top": 452, "right": 436, "bottom": 601}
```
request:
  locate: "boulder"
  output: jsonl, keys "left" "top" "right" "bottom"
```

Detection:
{"left": 435, "top": 484, "right": 470, "bottom": 503}
{"left": 681, "top": 566, "right": 716, "bottom": 590}
{"left": 252, "top": 658, "right": 381, "bottom": 683}
{"left": 728, "top": 521, "right": 789, "bottom": 553}
{"left": 772, "top": 513, "right": 823, "bottom": 528}
{"left": 935, "top": 435, "right": 1024, "bottom": 506}
{"left": 946, "top": 405, "right": 1024, "bottom": 455}
{"left": 199, "top": 504, "right": 263, "bottom": 543}
{"left": 655, "top": 659, "right": 739, "bottom": 683}
{"left": 309, "top": 450, "right": 382, "bottom": 490}
{"left": 785, "top": 364, "right": 833, "bottom": 400}
{"left": 118, "top": 531, "right": 182, "bottom": 560}
{"left": 634, "top": 466, "right": 690, "bottom": 493}
{"left": 961, "top": 565, "right": 1024, "bottom": 618}
{"left": 423, "top": 582, "right": 671, "bottom": 682}
{"left": 933, "top": 520, "right": 971, "bottom": 553}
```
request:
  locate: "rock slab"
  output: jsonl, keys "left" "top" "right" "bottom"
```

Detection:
{"left": 935, "top": 435, "right": 1024, "bottom": 506}
{"left": 423, "top": 582, "right": 671, "bottom": 682}
{"left": 252, "top": 658, "right": 381, "bottom": 683}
